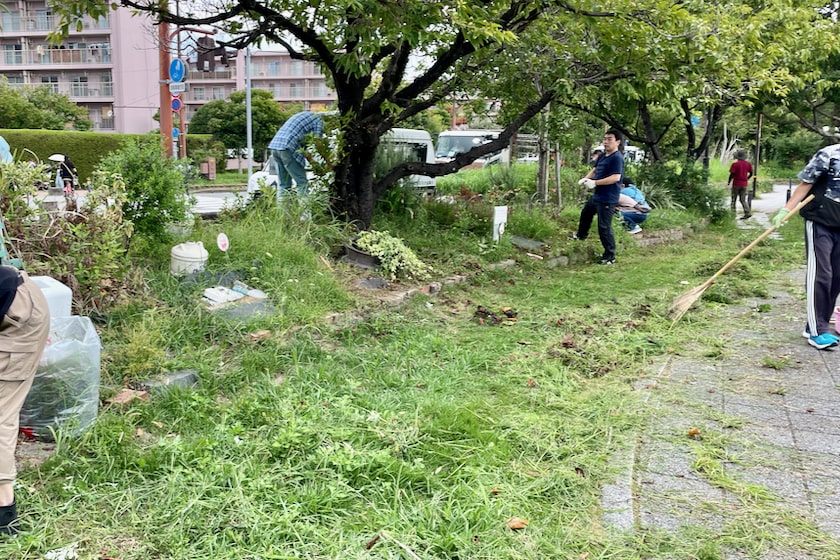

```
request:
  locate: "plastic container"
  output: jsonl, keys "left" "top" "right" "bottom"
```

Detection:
{"left": 171, "top": 241, "right": 209, "bottom": 276}
{"left": 31, "top": 275, "right": 73, "bottom": 318}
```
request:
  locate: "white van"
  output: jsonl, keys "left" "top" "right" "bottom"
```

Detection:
{"left": 381, "top": 128, "right": 436, "bottom": 191}
{"left": 247, "top": 127, "right": 436, "bottom": 196}
{"left": 435, "top": 130, "right": 539, "bottom": 168}
{"left": 435, "top": 130, "right": 501, "bottom": 168}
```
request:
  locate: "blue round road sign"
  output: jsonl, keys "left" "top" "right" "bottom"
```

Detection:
{"left": 172, "top": 127, "right": 180, "bottom": 139}
{"left": 171, "top": 98, "right": 182, "bottom": 111}
{"left": 169, "top": 59, "right": 186, "bottom": 83}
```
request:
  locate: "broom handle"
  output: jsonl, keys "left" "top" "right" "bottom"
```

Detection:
{"left": 705, "top": 194, "right": 815, "bottom": 285}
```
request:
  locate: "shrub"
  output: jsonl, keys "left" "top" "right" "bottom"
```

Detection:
{"left": 1, "top": 160, "right": 133, "bottom": 312}
{"left": 95, "top": 137, "right": 193, "bottom": 241}
{"left": 635, "top": 160, "right": 728, "bottom": 223}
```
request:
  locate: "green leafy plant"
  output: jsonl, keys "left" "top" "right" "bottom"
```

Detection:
{"left": 354, "top": 229, "right": 431, "bottom": 280}
{"left": 94, "top": 136, "right": 193, "bottom": 242}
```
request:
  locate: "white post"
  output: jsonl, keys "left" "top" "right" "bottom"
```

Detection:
{"left": 493, "top": 206, "right": 508, "bottom": 242}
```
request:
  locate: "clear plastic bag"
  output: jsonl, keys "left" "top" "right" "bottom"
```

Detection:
{"left": 20, "top": 316, "right": 101, "bottom": 441}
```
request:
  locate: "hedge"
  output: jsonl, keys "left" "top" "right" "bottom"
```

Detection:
{"left": 0, "top": 129, "right": 224, "bottom": 181}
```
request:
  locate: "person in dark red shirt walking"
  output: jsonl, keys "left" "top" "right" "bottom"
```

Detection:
{"left": 728, "top": 149, "right": 754, "bottom": 219}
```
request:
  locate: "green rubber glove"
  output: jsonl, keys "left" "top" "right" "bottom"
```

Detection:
{"left": 771, "top": 208, "right": 790, "bottom": 228}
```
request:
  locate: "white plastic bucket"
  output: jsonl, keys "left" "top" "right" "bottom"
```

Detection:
{"left": 170, "top": 241, "right": 209, "bottom": 276}
{"left": 31, "top": 276, "right": 73, "bottom": 318}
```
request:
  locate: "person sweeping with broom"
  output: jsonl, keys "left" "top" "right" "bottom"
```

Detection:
{"left": 771, "top": 144, "right": 840, "bottom": 350}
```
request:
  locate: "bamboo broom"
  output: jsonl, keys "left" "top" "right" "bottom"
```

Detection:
{"left": 668, "top": 194, "right": 814, "bottom": 322}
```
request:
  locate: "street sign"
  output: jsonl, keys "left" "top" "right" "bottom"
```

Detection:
{"left": 171, "top": 97, "right": 182, "bottom": 111}
{"left": 173, "top": 127, "right": 180, "bottom": 139}
{"left": 169, "top": 58, "right": 186, "bottom": 83}
{"left": 169, "top": 82, "right": 187, "bottom": 94}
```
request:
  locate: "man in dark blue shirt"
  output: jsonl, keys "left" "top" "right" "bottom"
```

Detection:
{"left": 573, "top": 129, "right": 625, "bottom": 264}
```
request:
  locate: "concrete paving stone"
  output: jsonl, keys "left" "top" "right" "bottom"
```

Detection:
{"left": 723, "top": 401, "right": 791, "bottom": 428}
{"left": 636, "top": 439, "right": 697, "bottom": 477}
{"left": 788, "top": 410, "right": 840, "bottom": 436}
{"left": 725, "top": 463, "right": 810, "bottom": 503}
{"left": 794, "top": 429, "right": 840, "bottom": 456}
{"left": 645, "top": 414, "right": 722, "bottom": 441}
{"left": 785, "top": 395, "right": 840, "bottom": 417}
{"left": 725, "top": 392, "right": 791, "bottom": 416}
{"left": 666, "top": 359, "right": 723, "bottom": 382}
{"left": 739, "top": 421, "right": 798, "bottom": 449}
{"left": 813, "top": 512, "right": 840, "bottom": 540}
{"left": 636, "top": 470, "right": 723, "bottom": 495}
{"left": 637, "top": 480, "right": 730, "bottom": 532}
{"left": 799, "top": 451, "right": 840, "bottom": 477}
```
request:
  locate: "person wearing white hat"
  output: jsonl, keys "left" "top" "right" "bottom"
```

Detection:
{"left": 49, "top": 154, "right": 77, "bottom": 196}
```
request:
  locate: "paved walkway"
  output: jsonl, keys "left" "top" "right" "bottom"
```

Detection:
{"left": 36, "top": 187, "right": 247, "bottom": 217}
{"left": 602, "top": 184, "right": 840, "bottom": 558}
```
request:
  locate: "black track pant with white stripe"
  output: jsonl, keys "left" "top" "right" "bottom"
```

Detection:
{"left": 804, "top": 220, "right": 840, "bottom": 337}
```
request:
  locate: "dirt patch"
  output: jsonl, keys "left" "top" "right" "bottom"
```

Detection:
{"left": 15, "top": 437, "right": 57, "bottom": 470}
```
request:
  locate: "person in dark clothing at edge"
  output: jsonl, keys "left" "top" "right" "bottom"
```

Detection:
{"left": 572, "top": 129, "right": 625, "bottom": 265}
{"left": 771, "top": 143, "right": 840, "bottom": 350}
{"left": 0, "top": 266, "right": 50, "bottom": 535}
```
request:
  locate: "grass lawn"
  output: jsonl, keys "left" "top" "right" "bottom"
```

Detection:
{"left": 3, "top": 185, "right": 823, "bottom": 559}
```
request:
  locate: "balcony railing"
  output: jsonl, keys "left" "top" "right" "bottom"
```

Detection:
{"left": 0, "top": 14, "right": 109, "bottom": 33}
{"left": 186, "top": 69, "right": 235, "bottom": 80}
{"left": 1, "top": 46, "right": 112, "bottom": 66}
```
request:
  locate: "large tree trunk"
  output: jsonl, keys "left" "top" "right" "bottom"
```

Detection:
{"left": 330, "top": 125, "right": 382, "bottom": 229}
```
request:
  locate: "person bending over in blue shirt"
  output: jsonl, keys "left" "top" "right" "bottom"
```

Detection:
{"left": 267, "top": 111, "right": 324, "bottom": 196}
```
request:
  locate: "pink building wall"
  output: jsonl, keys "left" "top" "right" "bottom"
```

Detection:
{"left": 109, "top": 9, "right": 159, "bottom": 134}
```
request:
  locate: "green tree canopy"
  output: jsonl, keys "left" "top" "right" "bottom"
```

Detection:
{"left": 187, "top": 90, "right": 298, "bottom": 161}
{"left": 49, "top": 0, "right": 838, "bottom": 225}
{"left": 0, "top": 77, "right": 92, "bottom": 131}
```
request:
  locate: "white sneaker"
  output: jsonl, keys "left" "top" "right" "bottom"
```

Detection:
{"left": 628, "top": 225, "right": 642, "bottom": 234}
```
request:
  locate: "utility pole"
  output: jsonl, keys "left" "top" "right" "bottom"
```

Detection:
{"left": 158, "top": 10, "right": 173, "bottom": 158}
{"left": 176, "top": 0, "right": 186, "bottom": 159}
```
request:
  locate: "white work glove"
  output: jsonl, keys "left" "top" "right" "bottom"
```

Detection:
{"left": 578, "top": 178, "right": 596, "bottom": 190}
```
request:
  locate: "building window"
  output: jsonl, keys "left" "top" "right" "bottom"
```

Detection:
{"left": 290, "top": 60, "right": 303, "bottom": 76}
{"left": 267, "top": 61, "right": 281, "bottom": 76}
{"left": 289, "top": 82, "right": 302, "bottom": 98}
{"left": 6, "top": 76, "right": 24, "bottom": 88}
{"left": 4, "top": 44, "right": 23, "bottom": 65}
{"left": 100, "top": 74, "right": 113, "bottom": 96}
{"left": 40, "top": 75, "right": 59, "bottom": 93}
{"left": 1, "top": 11, "right": 21, "bottom": 31}
{"left": 269, "top": 83, "right": 281, "bottom": 97}
{"left": 35, "top": 10, "right": 53, "bottom": 31}
{"left": 311, "top": 82, "right": 328, "bottom": 97}
{"left": 212, "top": 87, "right": 225, "bottom": 100}
{"left": 192, "top": 87, "right": 206, "bottom": 101}
{"left": 71, "top": 76, "right": 89, "bottom": 97}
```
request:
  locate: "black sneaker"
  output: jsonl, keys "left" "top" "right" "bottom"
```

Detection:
{"left": 0, "top": 502, "right": 19, "bottom": 536}
{"left": 568, "top": 233, "right": 584, "bottom": 240}
{"left": 598, "top": 258, "right": 615, "bottom": 265}
{"left": 740, "top": 214, "right": 752, "bottom": 220}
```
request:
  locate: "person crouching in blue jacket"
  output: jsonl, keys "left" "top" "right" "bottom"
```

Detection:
{"left": 616, "top": 177, "right": 651, "bottom": 234}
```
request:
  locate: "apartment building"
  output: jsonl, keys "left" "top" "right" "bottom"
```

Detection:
{"left": 0, "top": 3, "right": 336, "bottom": 134}
{"left": 0, "top": 1, "right": 160, "bottom": 132}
